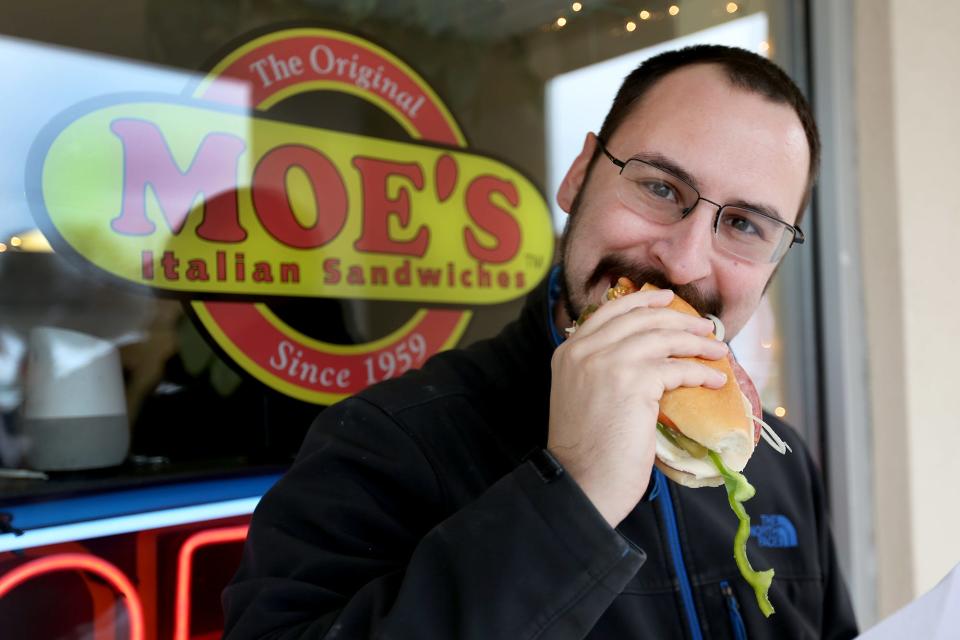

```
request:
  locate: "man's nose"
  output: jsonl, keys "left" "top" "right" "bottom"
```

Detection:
{"left": 648, "top": 202, "right": 716, "bottom": 285}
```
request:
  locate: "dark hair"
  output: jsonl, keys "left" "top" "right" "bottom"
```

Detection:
{"left": 597, "top": 44, "right": 820, "bottom": 218}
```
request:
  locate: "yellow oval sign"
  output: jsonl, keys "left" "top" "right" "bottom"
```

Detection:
{"left": 32, "top": 97, "right": 553, "bottom": 304}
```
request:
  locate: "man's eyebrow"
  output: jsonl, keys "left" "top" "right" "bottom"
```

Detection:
{"left": 727, "top": 199, "right": 786, "bottom": 223}
{"left": 632, "top": 153, "right": 701, "bottom": 191}
{"left": 631, "top": 152, "right": 787, "bottom": 223}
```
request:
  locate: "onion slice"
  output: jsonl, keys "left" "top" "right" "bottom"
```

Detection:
{"left": 706, "top": 314, "right": 725, "bottom": 342}
{"left": 752, "top": 414, "right": 793, "bottom": 455}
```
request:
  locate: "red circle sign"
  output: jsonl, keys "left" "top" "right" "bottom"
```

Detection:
{"left": 190, "top": 28, "right": 472, "bottom": 404}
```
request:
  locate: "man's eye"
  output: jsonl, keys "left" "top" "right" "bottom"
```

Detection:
{"left": 639, "top": 180, "right": 678, "bottom": 202}
{"left": 724, "top": 214, "right": 763, "bottom": 238}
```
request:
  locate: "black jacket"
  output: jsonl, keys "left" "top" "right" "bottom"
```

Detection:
{"left": 223, "top": 277, "right": 858, "bottom": 639}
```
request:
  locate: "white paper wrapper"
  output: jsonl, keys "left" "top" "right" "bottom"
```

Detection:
{"left": 857, "top": 563, "right": 960, "bottom": 639}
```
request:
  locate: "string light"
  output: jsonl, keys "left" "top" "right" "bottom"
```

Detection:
{"left": 761, "top": 340, "right": 773, "bottom": 349}
{"left": 774, "top": 406, "right": 787, "bottom": 418}
{"left": 639, "top": 9, "right": 651, "bottom": 20}
{"left": 12, "top": 229, "right": 53, "bottom": 253}
{"left": 0, "top": 243, "right": 7, "bottom": 253}
{"left": 669, "top": 5, "right": 680, "bottom": 15}
{"left": 572, "top": 1, "right": 582, "bottom": 11}
{"left": 726, "top": 2, "right": 739, "bottom": 13}
{"left": 759, "top": 41, "right": 770, "bottom": 53}
{"left": 625, "top": 20, "right": 637, "bottom": 32}
{"left": 556, "top": 16, "right": 567, "bottom": 27}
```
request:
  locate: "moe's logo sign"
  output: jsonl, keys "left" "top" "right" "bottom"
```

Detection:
{"left": 29, "top": 28, "right": 554, "bottom": 404}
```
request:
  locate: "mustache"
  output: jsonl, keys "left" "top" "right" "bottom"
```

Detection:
{"left": 585, "top": 255, "right": 723, "bottom": 318}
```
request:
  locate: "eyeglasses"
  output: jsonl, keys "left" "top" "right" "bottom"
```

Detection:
{"left": 596, "top": 140, "right": 805, "bottom": 263}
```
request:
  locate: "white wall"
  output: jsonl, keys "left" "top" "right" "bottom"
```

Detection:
{"left": 855, "top": 0, "right": 960, "bottom": 616}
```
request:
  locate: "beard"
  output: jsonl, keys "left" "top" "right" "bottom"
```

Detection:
{"left": 557, "top": 190, "right": 723, "bottom": 324}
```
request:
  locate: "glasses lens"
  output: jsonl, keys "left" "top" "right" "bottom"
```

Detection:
{"left": 617, "top": 160, "right": 698, "bottom": 223}
{"left": 716, "top": 206, "right": 792, "bottom": 263}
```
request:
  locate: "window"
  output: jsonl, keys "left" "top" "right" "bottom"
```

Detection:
{"left": 0, "top": 0, "right": 813, "bottom": 498}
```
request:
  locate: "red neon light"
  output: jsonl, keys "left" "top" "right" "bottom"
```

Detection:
{"left": 0, "top": 552, "right": 146, "bottom": 640}
{"left": 174, "top": 525, "right": 248, "bottom": 640}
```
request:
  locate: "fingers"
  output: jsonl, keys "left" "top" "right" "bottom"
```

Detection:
{"left": 562, "top": 321, "right": 728, "bottom": 378}
{"left": 580, "top": 330, "right": 728, "bottom": 381}
{"left": 574, "top": 307, "right": 719, "bottom": 354}
{"left": 571, "top": 289, "right": 717, "bottom": 346}
{"left": 607, "top": 327, "right": 728, "bottom": 360}
{"left": 580, "top": 337, "right": 728, "bottom": 394}
{"left": 657, "top": 358, "right": 730, "bottom": 391}
{"left": 570, "top": 288, "right": 676, "bottom": 339}
{"left": 557, "top": 328, "right": 729, "bottom": 401}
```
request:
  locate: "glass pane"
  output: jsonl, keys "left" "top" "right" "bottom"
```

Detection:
{"left": 0, "top": 0, "right": 808, "bottom": 498}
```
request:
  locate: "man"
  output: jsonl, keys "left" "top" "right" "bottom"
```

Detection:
{"left": 223, "top": 45, "right": 858, "bottom": 639}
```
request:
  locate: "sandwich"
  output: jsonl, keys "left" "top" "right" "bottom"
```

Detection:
{"left": 567, "top": 277, "right": 792, "bottom": 617}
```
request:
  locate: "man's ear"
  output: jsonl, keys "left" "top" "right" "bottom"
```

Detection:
{"left": 557, "top": 132, "right": 598, "bottom": 213}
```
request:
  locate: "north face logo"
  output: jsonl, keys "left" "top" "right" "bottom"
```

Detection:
{"left": 750, "top": 514, "right": 798, "bottom": 548}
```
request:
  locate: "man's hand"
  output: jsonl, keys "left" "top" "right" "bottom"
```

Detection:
{"left": 548, "top": 288, "right": 729, "bottom": 527}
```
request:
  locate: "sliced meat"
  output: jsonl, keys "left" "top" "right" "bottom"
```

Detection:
{"left": 728, "top": 354, "right": 762, "bottom": 445}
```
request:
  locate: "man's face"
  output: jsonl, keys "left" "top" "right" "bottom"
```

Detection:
{"left": 556, "top": 63, "right": 810, "bottom": 340}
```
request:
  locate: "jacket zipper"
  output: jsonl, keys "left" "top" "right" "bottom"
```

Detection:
{"left": 720, "top": 580, "right": 748, "bottom": 640}
{"left": 654, "top": 469, "right": 703, "bottom": 640}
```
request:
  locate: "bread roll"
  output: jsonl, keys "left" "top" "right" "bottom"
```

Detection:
{"left": 639, "top": 283, "right": 756, "bottom": 487}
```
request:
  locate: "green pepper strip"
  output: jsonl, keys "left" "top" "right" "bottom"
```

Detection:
{"left": 707, "top": 450, "right": 776, "bottom": 617}
{"left": 656, "top": 423, "right": 775, "bottom": 614}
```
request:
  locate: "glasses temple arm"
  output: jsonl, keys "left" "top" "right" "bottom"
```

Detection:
{"left": 596, "top": 139, "right": 626, "bottom": 169}
{"left": 792, "top": 225, "right": 805, "bottom": 245}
